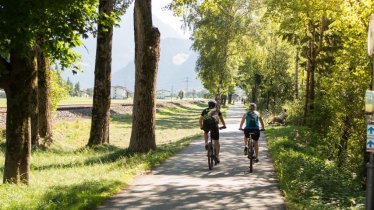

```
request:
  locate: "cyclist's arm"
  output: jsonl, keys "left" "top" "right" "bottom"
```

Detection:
{"left": 219, "top": 114, "right": 226, "bottom": 128}
{"left": 239, "top": 114, "right": 246, "bottom": 130}
{"left": 199, "top": 116, "right": 204, "bottom": 129}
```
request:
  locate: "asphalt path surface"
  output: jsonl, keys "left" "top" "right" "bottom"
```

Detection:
{"left": 98, "top": 103, "right": 285, "bottom": 210}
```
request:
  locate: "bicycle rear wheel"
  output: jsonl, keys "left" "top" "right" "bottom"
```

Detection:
{"left": 248, "top": 141, "right": 254, "bottom": 173}
{"left": 208, "top": 142, "right": 214, "bottom": 170}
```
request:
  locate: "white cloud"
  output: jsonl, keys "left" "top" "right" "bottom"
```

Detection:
{"left": 173, "top": 53, "right": 190, "bottom": 65}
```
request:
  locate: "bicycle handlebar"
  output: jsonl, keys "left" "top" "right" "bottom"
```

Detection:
{"left": 238, "top": 128, "right": 266, "bottom": 131}
{"left": 200, "top": 126, "right": 227, "bottom": 130}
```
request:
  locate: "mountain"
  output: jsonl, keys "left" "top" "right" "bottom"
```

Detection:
{"left": 112, "top": 38, "right": 201, "bottom": 92}
{"left": 62, "top": 10, "right": 202, "bottom": 92}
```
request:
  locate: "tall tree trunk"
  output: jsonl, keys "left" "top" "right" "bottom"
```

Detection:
{"left": 304, "top": 18, "right": 324, "bottom": 119}
{"left": 337, "top": 115, "right": 350, "bottom": 167}
{"left": 295, "top": 47, "right": 299, "bottom": 98}
{"left": 309, "top": 22, "right": 317, "bottom": 114}
{"left": 304, "top": 32, "right": 312, "bottom": 120}
{"left": 37, "top": 50, "right": 53, "bottom": 145}
{"left": 129, "top": 0, "right": 160, "bottom": 152}
{"left": 88, "top": 0, "right": 114, "bottom": 146}
{"left": 31, "top": 68, "right": 39, "bottom": 146}
{"left": 3, "top": 49, "right": 35, "bottom": 184}
{"left": 222, "top": 94, "right": 227, "bottom": 106}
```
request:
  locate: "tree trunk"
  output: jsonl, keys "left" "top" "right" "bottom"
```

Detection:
{"left": 337, "top": 115, "right": 350, "bottom": 167}
{"left": 309, "top": 22, "right": 317, "bottom": 114}
{"left": 88, "top": 0, "right": 114, "bottom": 146}
{"left": 228, "top": 94, "right": 232, "bottom": 104}
{"left": 222, "top": 94, "right": 227, "bottom": 106}
{"left": 295, "top": 47, "right": 299, "bottom": 98}
{"left": 3, "top": 49, "right": 35, "bottom": 184}
{"left": 129, "top": 0, "right": 160, "bottom": 152}
{"left": 304, "top": 33, "right": 312, "bottom": 120}
{"left": 37, "top": 44, "right": 53, "bottom": 145}
{"left": 31, "top": 70, "right": 39, "bottom": 146}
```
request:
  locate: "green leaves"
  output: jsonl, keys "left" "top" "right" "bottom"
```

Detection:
{"left": 0, "top": 0, "right": 98, "bottom": 66}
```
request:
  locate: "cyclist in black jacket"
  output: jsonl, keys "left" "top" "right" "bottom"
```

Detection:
{"left": 199, "top": 100, "right": 226, "bottom": 163}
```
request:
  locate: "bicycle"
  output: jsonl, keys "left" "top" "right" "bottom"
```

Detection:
{"left": 239, "top": 128, "right": 264, "bottom": 173}
{"left": 207, "top": 126, "right": 226, "bottom": 170}
{"left": 247, "top": 132, "right": 256, "bottom": 173}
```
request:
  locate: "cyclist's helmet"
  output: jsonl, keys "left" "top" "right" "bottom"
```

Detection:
{"left": 249, "top": 102, "right": 256, "bottom": 111}
{"left": 208, "top": 100, "right": 217, "bottom": 108}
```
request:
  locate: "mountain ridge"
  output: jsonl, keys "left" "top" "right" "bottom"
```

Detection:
{"left": 62, "top": 11, "right": 202, "bottom": 92}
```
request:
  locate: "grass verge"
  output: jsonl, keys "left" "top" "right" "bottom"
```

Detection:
{"left": 266, "top": 126, "right": 365, "bottom": 209}
{"left": 0, "top": 102, "right": 204, "bottom": 209}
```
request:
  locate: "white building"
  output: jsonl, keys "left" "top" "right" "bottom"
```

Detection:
{"left": 157, "top": 89, "right": 171, "bottom": 99}
{"left": 111, "top": 86, "right": 128, "bottom": 99}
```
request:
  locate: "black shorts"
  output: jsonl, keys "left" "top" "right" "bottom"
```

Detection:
{"left": 244, "top": 129, "right": 260, "bottom": 141}
{"left": 204, "top": 126, "right": 219, "bottom": 140}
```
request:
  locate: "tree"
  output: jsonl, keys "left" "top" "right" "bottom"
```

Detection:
{"left": 265, "top": 0, "right": 340, "bottom": 118}
{"left": 172, "top": 0, "right": 259, "bottom": 108}
{"left": 88, "top": 0, "right": 115, "bottom": 146}
{"left": 264, "top": 0, "right": 374, "bottom": 182}
{"left": 74, "top": 81, "right": 81, "bottom": 97}
{"left": 37, "top": 42, "right": 53, "bottom": 145}
{"left": 0, "top": 0, "right": 97, "bottom": 184}
{"left": 88, "top": 0, "right": 131, "bottom": 146}
{"left": 129, "top": 0, "right": 160, "bottom": 152}
{"left": 66, "top": 77, "right": 75, "bottom": 96}
{"left": 51, "top": 69, "right": 69, "bottom": 111}
{"left": 178, "top": 90, "right": 184, "bottom": 99}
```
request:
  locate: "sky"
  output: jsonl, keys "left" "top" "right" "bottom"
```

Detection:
{"left": 152, "top": 0, "right": 191, "bottom": 39}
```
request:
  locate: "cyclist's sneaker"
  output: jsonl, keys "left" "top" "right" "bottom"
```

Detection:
{"left": 255, "top": 158, "right": 259, "bottom": 163}
{"left": 216, "top": 157, "right": 220, "bottom": 164}
{"left": 244, "top": 147, "right": 248, "bottom": 155}
{"left": 205, "top": 144, "right": 208, "bottom": 150}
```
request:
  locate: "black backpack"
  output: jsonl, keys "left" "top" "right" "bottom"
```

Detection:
{"left": 203, "top": 108, "right": 219, "bottom": 128}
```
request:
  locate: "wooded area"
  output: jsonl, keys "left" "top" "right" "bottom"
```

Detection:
{"left": 170, "top": 0, "right": 374, "bottom": 186}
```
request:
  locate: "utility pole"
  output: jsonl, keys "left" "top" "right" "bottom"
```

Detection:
{"left": 184, "top": 77, "right": 189, "bottom": 98}
{"left": 366, "top": 13, "right": 374, "bottom": 210}
{"left": 171, "top": 85, "right": 173, "bottom": 101}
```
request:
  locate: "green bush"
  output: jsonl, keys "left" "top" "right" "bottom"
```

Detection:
{"left": 266, "top": 126, "right": 365, "bottom": 209}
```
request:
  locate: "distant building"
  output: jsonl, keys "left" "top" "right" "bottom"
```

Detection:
{"left": 157, "top": 89, "right": 171, "bottom": 99}
{"left": 80, "top": 90, "right": 90, "bottom": 98}
{"left": 111, "top": 86, "right": 128, "bottom": 99}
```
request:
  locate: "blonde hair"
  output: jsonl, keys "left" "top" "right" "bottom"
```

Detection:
{"left": 249, "top": 103, "right": 256, "bottom": 111}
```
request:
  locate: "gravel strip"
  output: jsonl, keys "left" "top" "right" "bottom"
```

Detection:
{"left": 0, "top": 100, "right": 205, "bottom": 127}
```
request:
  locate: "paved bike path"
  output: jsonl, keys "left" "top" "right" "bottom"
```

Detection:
{"left": 98, "top": 103, "right": 285, "bottom": 209}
